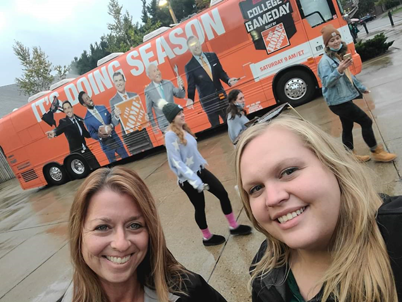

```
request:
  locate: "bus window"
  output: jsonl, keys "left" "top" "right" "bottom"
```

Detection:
{"left": 297, "top": 0, "right": 336, "bottom": 28}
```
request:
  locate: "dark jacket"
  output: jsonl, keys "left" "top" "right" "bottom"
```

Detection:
{"left": 185, "top": 52, "right": 230, "bottom": 106}
{"left": 250, "top": 194, "right": 402, "bottom": 302}
{"left": 55, "top": 115, "right": 90, "bottom": 153}
{"left": 175, "top": 272, "right": 227, "bottom": 302}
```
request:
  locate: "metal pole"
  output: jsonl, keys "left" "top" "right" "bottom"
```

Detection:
{"left": 168, "top": 1, "right": 178, "bottom": 24}
{"left": 388, "top": 11, "right": 395, "bottom": 27}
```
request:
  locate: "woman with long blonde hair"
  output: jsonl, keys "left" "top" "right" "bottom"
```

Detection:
{"left": 158, "top": 100, "right": 252, "bottom": 246}
{"left": 235, "top": 114, "right": 402, "bottom": 302}
{"left": 67, "top": 166, "right": 227, "bottom": 302}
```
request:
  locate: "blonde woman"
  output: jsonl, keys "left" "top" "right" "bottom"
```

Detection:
{"left": 158, "top": 100, "right": 252, "bottom": 246}
{"left": 235, "top": 115, "right": 402, "bottom": 302}
{"left": 67, "top": 166, "right": 227, "bottom": 302}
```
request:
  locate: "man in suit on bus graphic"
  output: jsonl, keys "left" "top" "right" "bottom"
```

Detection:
{"left": 185, "top": 35, "right": 239, "bottom": 127}
{"left": 109, "top": 72, "right": 152, "bottom": 155}
{"left": 144, "top": 63, "right": 190, "bottom": 134}
{"left": 78, "top": 91, "right": 128, "bottom": 163}
{"left": 46, "top": 100, "right": 100, "bottom": 170}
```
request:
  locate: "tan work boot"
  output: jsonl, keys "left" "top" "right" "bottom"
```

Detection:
{"left": 372, "top": 145, "right": 397, "bottom": 162}
{"left": 352, "top": 151, "right": 371, "bottom": 162}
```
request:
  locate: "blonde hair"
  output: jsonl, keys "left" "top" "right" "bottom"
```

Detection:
{"left": 168, "top": 122, "right": 196, "bottom": 145}
{"left": 69, "top": 167, "right": 189, "bottom": 302}
{"left": 235, "top": 115, "right": 397, "bottom": 302}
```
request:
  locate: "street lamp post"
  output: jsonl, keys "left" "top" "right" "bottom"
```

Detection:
{"left": 158, "top": 0, "right": 178, "bottom": 24}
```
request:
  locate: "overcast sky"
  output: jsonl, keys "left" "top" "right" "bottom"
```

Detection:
{"left": 0, "top": 0, "right": 144, "bottom": 87}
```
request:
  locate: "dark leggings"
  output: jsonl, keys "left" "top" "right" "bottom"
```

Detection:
{"left": 329, "top": 101, "right": 377, "bottom": 150}
{"left": 179, "top": 168, "right": 233, "bottom": 230}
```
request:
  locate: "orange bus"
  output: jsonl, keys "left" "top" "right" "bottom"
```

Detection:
{"left": 0, "top": 0, "right": 362, "bottom": 190}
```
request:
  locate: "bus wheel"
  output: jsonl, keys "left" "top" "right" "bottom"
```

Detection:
{"left": 65, "top": 154, "right": 89, "bottom": 179}
{"left": 276, "top": 70, "right": 316, "bottom": 106}
{"left": 44, "top": 164, "right": 67, "bottom": 186}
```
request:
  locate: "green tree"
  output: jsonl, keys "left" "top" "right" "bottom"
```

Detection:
{"left": 356, "top": 0, "right": 376, "bottom": 16}
{"left": 13, "top": 41, "right": 69, "bottom": 96}
{"left": 71, "top": 39, "right": 110, "bottom": 75}
{"left": 195, "top": 0, "right": 210, "bottom": 11}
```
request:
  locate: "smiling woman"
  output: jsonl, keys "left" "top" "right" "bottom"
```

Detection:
{"left": 235, "top": 115, "right": 402, "bottom": 302}
{"left": 67, "top": 166, "right": 227, "bottom": 302}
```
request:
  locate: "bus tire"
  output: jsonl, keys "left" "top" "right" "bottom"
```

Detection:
{"left": 44, "top": 163, "right": 68, "bottom": 186}
{"left": 65, "top": 154, "right": 89, "bottom": 179}
{"left": 276, "top": 69, "right": 316, "bottom": 107}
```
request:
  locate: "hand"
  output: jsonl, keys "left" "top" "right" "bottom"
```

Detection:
{"left": 98, "top": 125, "right": 111, "bottom": 138}
{"left": 46, "top": 130, "right": 55, "bottom": 139}
{"left": 177, "top": 77, "right": 184, "bottom": 89}
{"left": 186, "top": 98, "right": 194, "bottom": 110}
{"left": 228, "top": 78, "right": 239, "bottom": 87}
{"left": 338, "top": 59, "right": 353, "bottom": 73}
{"left": 114, "top": 107, "right": 121, "bottom": 119}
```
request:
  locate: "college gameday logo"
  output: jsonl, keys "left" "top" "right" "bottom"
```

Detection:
{"left": 239, "top": 0, "right": 296, "bottom": 54}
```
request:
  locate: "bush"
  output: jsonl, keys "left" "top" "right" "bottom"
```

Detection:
{"left": 355, "top": 33, "right": 394, "bottom": 61}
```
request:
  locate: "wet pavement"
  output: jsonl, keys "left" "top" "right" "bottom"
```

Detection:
{"left": 1, "top": 35, "right": 402, "bottom": 302}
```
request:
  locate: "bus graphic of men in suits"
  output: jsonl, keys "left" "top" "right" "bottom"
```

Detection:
{"left": 78, "top": 91, "right": 128, "bottom": 163}
{"left": 145, "top": 63, "right": 189, "bottom": 134}
{"left": 109, "top": 72, "right": 152, "bottom": 154}
{"left": 185, "top": 35, "right": 239, "bottom": 127}
{"left": 46, "top": 100, "right": 100, "bottom": 170}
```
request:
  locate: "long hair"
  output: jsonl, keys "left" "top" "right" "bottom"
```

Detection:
{"left": 167, "top": 122, "right": 196, "bottom": 145}
{"left": 69, "top": 167, "right": 189, "bottom": 302}
{"left": 226, "top": 89, "right": 246, "bottom": 120}
{"left": 234, "top": 115, "right": 397, "bottom": 302}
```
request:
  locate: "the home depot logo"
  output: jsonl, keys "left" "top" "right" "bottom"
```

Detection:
{"left": 262, "top": 23, "right": 289, "bottom": 54}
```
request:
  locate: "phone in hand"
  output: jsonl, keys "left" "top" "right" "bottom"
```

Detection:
{"left": 343, "top": 53, "right": 352, "bottom": 60}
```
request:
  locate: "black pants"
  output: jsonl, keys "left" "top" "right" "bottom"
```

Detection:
{"left": 80, "top": 149, "right": 100, "bottom": 170}
{"left": 329, "top": 101, "right": 377, "bottom": 150}
{"left": 179, "top": 168, "right": 233, "bottom": 230}
{"left": 201, "top": 97, "right": 227, "bottom": 128}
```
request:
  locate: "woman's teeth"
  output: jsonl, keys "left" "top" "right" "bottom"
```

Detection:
{"left": 278, "top": 207, "right": 306, "bottom": 224}
{"left": 106, "top": 255, "right": 131, "bottom": 264}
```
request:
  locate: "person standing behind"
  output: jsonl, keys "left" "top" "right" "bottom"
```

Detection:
{"left": 185, "top": 36, "right": 238, "bottom": 127}
{"left": 318, "top": 24, "right": 396, "bottom": 162}
{"left": 78, "top": 91, "right": 128, "bottom": 163}
{"left": 46, "top": 100, "right": 100, "bottom": 170}
{"left": 226, "top": 89, "right": 249, "bottom": 144}
{"left": 158, "top": 100, "right": 252, "bottom": 246}
{"left": 145, "top": 63, "right": 188, "bottom": 134}
{"left": 109, "top": 72, "right": 152, "bottom": 155}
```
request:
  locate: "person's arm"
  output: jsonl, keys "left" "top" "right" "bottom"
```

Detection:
{"left": 172, "top": 81, "right": 186, "bottom": 99}
{"left": 185, "top": 64, "right": 196, "bottom": 102}
{"left": 145, "top": 89, "right": 158, "bottom": 131}
{"left": 110, "top": 97, "right": 120, "bottom": 127}
{"left": 53, "top": 120, "right": 65, "bottom": 136}
{"left": 188, "top": 273, "right": 228, "bottom": 302}
{"left": 318, "top": 58, "right": 344, "bottom": 88}
{"left": 227, "top": 116, "right": 243, "bottom": 143}
{"left": 85, "top": 119, "right": 100, "bottom": 141}
{"left": 352, "top": 75, "right": 368, "bottom": 92}
{"left": 165, "top": 132, "right": 203, "bottom": 192}
{"left": 213, "top": 53, "right": 230, "bottom": 85}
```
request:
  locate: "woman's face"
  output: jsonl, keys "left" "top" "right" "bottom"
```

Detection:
{"left": 173, "top": 111, "right": 185, "bottom": 127}
{"left": 235, "top": 92, "right": 245, "bottom": 106}
{"left": 240, "top": 126, "right": 341, "bottom": 251}
{"left": 81, "top": 189, "right": 149, "bottom": 287}
{"left": 327, "top": 35, "right": 342, "bottom": 49}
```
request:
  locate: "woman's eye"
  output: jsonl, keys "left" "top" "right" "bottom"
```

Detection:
{"left": 249, "top": 184, "right": 264, "bottom": 195}
{"left": 129, "top": 223, "right": 142, "bottom": 230}
{"left": 281, "top": 167, "right": 298, "bottom": 178}
{"left": 95, "top": 225, "right": 110, "bottom": 231}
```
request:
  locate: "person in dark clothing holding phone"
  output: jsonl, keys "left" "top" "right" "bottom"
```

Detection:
{"left": 318, "top": 24, "right": 396, "bottom": 162}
